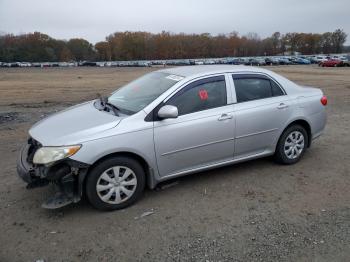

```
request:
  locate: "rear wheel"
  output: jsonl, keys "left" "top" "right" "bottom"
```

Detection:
{"left": 274, "top": 125, "right": 308, "bottom": 165}
{"left": 86, "top": 156, "right": 145, "bottom": 211}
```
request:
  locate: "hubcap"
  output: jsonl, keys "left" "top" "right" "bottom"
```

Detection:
{"left": 96, "top": 166, "right": 137, "bottom": 204}
{"left": 284, "top": 131, "right": 305, "bottom": 159}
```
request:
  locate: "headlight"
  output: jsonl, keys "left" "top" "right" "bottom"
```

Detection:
{"left": 33, "top": 145, "right": 81, "bottom": 165}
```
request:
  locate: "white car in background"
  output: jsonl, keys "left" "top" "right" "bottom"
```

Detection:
{"left": 315, "top": 56, "right": 328, "bottom": 63}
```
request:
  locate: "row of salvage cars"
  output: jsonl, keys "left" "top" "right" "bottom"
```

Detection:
{"left": 228, "top": 55, "right": 350, "bottom": 67}
{"left": 1, "top": 54, "right": 349, "bottom": 68}
{"left": 0, "top": 62, "right": 76, "bottom": 67}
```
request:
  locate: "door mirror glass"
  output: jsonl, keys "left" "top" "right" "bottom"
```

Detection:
{"left": 158, "top": 105, "right": 178, "bottom": 119}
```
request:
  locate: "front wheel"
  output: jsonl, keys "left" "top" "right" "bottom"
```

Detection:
{"left": 86, "top": 156, "right": 145, "bottom": 211}
{"left": 274, "top": 125, "right": 308, "bottom": 165}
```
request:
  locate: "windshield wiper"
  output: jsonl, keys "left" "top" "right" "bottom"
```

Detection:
{"left": 97, "top": 94, "right": 119, "bottom": 116}
{"left": 106, "top": 102, "right": 120, "bottom": 116}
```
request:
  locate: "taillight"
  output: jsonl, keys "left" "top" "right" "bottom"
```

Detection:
{"left": 320, "top": 95, "right": 327, "bottom": 106}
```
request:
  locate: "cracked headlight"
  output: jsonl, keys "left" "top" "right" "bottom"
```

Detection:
{"left": 33, "top": 145, "right": 81, "bottom": 164}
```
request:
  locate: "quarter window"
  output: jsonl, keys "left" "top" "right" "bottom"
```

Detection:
{"left": 167, "top": 76, "right": 227, "bottom": 115}
{"left": 233, "top": 76, "right": 284, "bottom": 103}
{"left": 271, "top": 80, "right": 284, "bottom": 96}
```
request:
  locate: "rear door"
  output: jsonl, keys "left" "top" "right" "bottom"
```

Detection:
{"left": 231, "top": 74, "right": 294, "bottom": 158}
{"left": 153, "top": 75, "right": 235, "bottom": 177}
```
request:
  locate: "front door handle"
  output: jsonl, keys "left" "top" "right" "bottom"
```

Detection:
{"left": 277, "top": 103, "right": 288, "bottom": 109}
{"left": 218, "top": 113, "right": 233, "bottom": 121}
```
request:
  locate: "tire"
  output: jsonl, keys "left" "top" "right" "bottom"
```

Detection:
{"left": 274, "top": 125, "right": 308, "bottom": 165}
{"left": 86, "top": 156, "right": 146, "bottom": 211}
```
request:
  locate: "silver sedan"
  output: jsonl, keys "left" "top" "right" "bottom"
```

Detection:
{"left": 17, "top": 65, "right": 327, "bottom": 210}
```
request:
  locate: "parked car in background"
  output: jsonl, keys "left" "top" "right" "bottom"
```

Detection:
{"left": 315, "top": 56, "right": 328, "bottom": 63}
{"left": 340, "top": 56, "right": 350, "bottom": 67}
{"left": 229, "top": 58, "right": 246, "bottom": 65}
{"left": 217, "top": 58, "right": 228, "bottom": 64}
{"left": 319, "top": 59, "right": 342, "bottom": 67}
{"left": 265, "top": 57, "right": 280, "bottom": 65}
{"left": 291, "top": 57, "right": 311, "bottom": 65}
{"left": 136, "top": 61, "right": 152, "bottom": 67}
{"left": 17, "top": 65, "right": 327, "bottom": 210}
{"left": 245, "top": 58, "right": 266, "bottom": 66}
{"left": 193, "top": 60, "right": 203, "bottom": 65}
{"left": 152, "top": 60, "right": 166, "bottom": 66}
{"left": 308, "top": 56, "right": 319, "bottom": 64}
{"left": 59, "top": 62, "right": 75, "bottom": 67}
{"left": 342, "top": 61, "right": 350, "bottom": 67}
{"left": 278, "top": 57, "right": 292, "bottom": 65}
{"left": 204, "top": 60, "right": 215, "bottom": 65}
{"left": 31, "top": 63, "right": 41, "bottom": 67}
{"left": 18, "top": 62, "right": 31, "bottom": 67}
{"left": 256, "top": 58, "right": 267, "bottom": 66}
{"left": 79, "top": 61, "right": 97, "bottom": 67}
{"left": 331, "top": 55, "right": 347, "bottom": 61}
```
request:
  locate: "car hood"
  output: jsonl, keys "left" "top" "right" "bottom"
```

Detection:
{"left": 29, "top": 101, "right": 123, "bottom": 146}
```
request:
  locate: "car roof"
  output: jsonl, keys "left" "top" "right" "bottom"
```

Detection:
{"left": 155, "top": 64, "right": 303, "bottom": 97}
{"left": 158, "top": 65, "right": 274, "bottom": 77}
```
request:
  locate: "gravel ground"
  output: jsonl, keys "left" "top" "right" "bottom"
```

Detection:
{"left": 0, "top": 66, "right": 349, "bottom": 262}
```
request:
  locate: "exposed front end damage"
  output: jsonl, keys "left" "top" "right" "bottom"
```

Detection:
{"left": 17, "top": 138, "right": 90, "bottom": 209}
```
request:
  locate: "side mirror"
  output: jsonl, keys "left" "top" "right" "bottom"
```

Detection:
{"left": 158, "top": 105, "right": 178, "bottom": 119}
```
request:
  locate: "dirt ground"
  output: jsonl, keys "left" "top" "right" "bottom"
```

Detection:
{"left": 0, "top": 66, "right": 349, "bottom": 262}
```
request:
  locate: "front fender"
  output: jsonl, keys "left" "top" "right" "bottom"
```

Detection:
{"left": 69, "top": 128, "right": 159, "bottom": 180}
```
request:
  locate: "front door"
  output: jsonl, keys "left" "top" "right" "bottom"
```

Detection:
{"left": 153, "top": 75, "right": 235, "bottom": 177}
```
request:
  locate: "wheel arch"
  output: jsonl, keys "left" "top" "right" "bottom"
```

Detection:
{"left": 83, "top": 151, "right": 156, "bottom": 191}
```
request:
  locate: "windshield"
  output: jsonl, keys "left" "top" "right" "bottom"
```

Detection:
{"left": 108, "top": 72, "right": 183, "bottom": 114}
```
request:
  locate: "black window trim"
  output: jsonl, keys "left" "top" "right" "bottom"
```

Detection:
{"left": 145, "top": 74, "right": 228, "bottom": 122}
{"left": 232, "top": 73, "right": 286, "bottom": 103}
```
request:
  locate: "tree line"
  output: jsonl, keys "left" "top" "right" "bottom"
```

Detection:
{"left": 0, "top": 29, "right": 347, "bottom": 62}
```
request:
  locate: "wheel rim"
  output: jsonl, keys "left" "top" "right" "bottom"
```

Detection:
{"left": 284, "top": 131, "right": 305, "bottom": 159}
{"left": 96, "top": 166, "right": 137, "bottom": 204}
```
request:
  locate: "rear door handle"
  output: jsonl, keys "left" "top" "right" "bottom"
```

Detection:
{"left": 277, "top": 103, "right": 288, "bottom": 109}
{"left": 218, "top": 113, "right": 233, "bottom": 121}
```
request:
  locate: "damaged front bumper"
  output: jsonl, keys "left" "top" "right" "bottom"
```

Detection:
{"left": 17, "top": 139, "right": 90, "bottom": 209}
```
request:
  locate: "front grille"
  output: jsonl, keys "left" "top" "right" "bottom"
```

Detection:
{"left": 27, "top": 137, "right": 41, "bottom": 164}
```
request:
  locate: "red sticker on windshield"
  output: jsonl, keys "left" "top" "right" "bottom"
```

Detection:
{"left": 199, "top": 89, "right": 208, "bottom": 100}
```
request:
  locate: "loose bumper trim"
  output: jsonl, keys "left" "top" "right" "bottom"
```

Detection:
{"left": 17, "top": 144, "right": 35, "bottom": 183}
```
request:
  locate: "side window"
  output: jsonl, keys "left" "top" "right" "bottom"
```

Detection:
{"left": 233, "top": 76, "right": 284, "bottom": 103}
{"left": 233, "top": 78, "right": 272, "bottom": 103}
{"left": 167, "top": 76, "right": 227, "bottom": 115}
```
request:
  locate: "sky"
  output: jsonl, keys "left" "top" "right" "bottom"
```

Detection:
{"left": 1, "top": 0, "right": 350, "bottom": 44}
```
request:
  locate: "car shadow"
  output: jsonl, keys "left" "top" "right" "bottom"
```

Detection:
{"left": 41, "top": 156, "right": 281, "bottom": 216}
